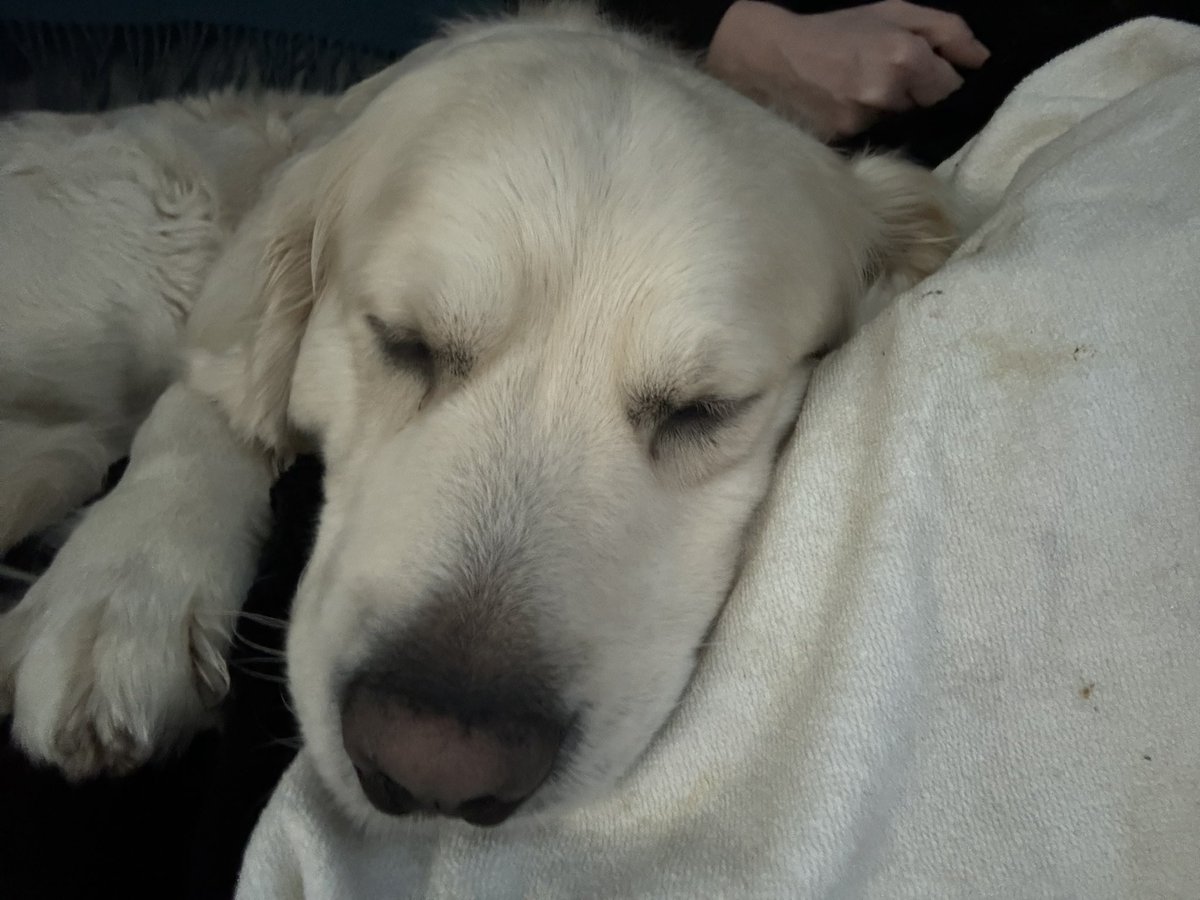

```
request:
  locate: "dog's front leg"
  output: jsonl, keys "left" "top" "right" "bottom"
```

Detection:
{"left": 0, "top": 382, "right": 272, "bottom": 780}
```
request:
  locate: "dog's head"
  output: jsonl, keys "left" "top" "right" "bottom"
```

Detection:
{"left": 190, "top": 10, "right": 957, "bottom": 829}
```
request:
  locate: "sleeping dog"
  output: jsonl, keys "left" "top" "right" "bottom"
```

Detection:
{"left": 0, "top": 6, "right": 957, "bottom": 827}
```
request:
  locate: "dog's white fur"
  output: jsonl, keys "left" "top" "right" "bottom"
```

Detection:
{"left": 0, "top": 7, "right": 956, "bottom": 818}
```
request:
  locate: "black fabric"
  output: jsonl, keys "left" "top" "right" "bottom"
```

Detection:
{"left": 3, "top": 3, "right": 1199, "bottom": 898}
{"left": 844, "top": 0, "right": 1200, "bottom": 165}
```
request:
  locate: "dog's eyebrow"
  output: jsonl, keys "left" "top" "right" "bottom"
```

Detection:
{"left": 625, "top": 354, "right": 720, "bottom": 426}
{"left": 626, "top": 390, "right": 677, "bottom": 429}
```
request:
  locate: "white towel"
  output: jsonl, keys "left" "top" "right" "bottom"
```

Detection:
{"left": 236, "top": 18, "right": 1200, "bottom": 899}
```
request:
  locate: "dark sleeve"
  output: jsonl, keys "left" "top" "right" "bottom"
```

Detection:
{"left": 597, "top": 0, "right": 735, "bottom": 50}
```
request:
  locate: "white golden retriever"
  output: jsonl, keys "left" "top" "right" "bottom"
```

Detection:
{"left": 0, "top": 6, "right": 957, "bottom": 826}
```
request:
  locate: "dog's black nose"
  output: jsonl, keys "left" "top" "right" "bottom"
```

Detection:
{"left": 341, "top": 682, "right": 565, "bottom": 826}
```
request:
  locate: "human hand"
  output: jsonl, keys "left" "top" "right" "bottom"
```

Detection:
{"left": 707, "top": 0, "right": 990, "bottom": 139}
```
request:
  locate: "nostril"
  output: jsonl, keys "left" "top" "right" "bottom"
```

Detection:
{"left": 456, "top": 794, "right": 523, "bottom": 827}
{"left": 353, "top": 766, "right": 420, "bottom": 817}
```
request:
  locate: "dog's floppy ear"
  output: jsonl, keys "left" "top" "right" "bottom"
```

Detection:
{"left": 188, "top": 146, "right": 347, "bottom": 462}
{"left": 849, "top": 153, "right": 963, "bottom": 328}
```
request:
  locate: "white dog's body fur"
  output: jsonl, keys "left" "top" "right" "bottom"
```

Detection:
{"left": 0, "top": 7, "right": 956, "bottom": 823}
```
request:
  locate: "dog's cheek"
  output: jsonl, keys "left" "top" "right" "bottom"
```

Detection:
{"left": 594, "top": 482, "right": 754, "bottom": 716}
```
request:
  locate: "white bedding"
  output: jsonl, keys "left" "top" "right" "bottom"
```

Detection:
{"left": 236, "top": 18, "right": 1200, "bottom": 898}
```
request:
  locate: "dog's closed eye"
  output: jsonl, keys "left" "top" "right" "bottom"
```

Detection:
{"left": 367, "top": 315, "right": 435, "bottom": 380}
{"left": 651, "top": 395, "right": 757, "bottom": 459}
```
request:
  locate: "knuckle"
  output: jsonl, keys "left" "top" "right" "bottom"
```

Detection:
{"left": 888, "top": 35, "right": 924, "bottom": 68}
{"left": 853, "top": 75, "right": 888, "bottom": 106}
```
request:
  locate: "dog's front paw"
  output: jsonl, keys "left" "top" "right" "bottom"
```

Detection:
{"left": 7, "top": 594, "right": 229, "bottom": 779}
{"left": 2, "top": 490, "right": 252, "bottom": 780}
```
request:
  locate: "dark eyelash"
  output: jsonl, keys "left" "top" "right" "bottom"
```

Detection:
{"left": 652, "top": 395, "right": 756, "bottom": 456}
{"left": 367, "top": 315, "right": 434, "bottom": 378}
{"left": 664, "top": 398, "right": 738, "bottom": 430}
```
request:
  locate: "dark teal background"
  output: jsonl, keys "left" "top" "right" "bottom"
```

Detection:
{"left": 0, "top": 0, "right": 509, "bottom": 54}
